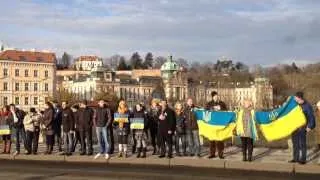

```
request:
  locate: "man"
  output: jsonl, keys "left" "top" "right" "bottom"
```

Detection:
{"left": 206, "top": 91, "right": 227, "bottom": 159}
{"left": 52, "top": 101, "right": 63, "bottom": 152}
{"left": 94, "top": 99, "right": 112, "bottom": 160}
{"left": 61, "top": 101, "right": 75, "bottom": 156}
{"left": 78, "top": 100, "right": 94, "bottom": 156}
{"left": 185, "top": 98, "right": 201, "bottom": 157}
{"left": 289, "top": 92, "right": 315, "bottom": 165}
{"left": 148, "top": 100, "right": 161, "bottom": 155}
{"left": 158, "top": 100, "right": 176, "bottom": 159}
{"left": 71, "top": 104, "right": 81, "bottom": 153}
{"left": 8, "top": 104, "right": 27, "bottom": 156}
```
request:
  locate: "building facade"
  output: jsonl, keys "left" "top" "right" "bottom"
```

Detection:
{"left": 0, "top": 50, "right": 57, "bottom": 111}
{"left": 74, "top": 56, "right": 103, "bottom": 71}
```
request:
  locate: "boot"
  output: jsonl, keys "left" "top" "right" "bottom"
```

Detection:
{"left": 136, "top": 148, "right": 141, "bottom": 158}
{"left": 152, "top": 147, "right": 157, "bottom": 155}
{"left": 242, "top": 151, "right": 247, "bottom": 161}
{"left": 44, "top": 145, "right": 49, "bottom": 155}
{"left": 48, "top": 145, "right": 53, "bottom": 155}
{"left": 248, "top": 151, "right": 253, "bottom": 162}
{"left": 141, "top": 148, "right": 147, "bottom": 158}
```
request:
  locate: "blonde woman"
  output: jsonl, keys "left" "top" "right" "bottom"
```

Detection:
{"left": 174, "top": 102, "right": 187, "bottom": 156}
{"left": 235, "top": 99, "right": 258, "bottom": 162}
{"left": 115, "top": 100, "right": 130, "bottom": 158}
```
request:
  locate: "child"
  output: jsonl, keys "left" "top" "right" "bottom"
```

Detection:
{"left": 114, "top": 100, "right": 130, "bottom": 158}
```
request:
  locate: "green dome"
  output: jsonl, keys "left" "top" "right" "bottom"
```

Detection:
{"left": 160, "top": 56, "right": 179, "bottom": 72}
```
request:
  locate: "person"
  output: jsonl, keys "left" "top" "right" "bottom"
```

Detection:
{"left": 0, "top": 106, "right": 11, "bottom": 154}
{"left": 235, "top": 99, "right": 259, "bottom": 162}
{"left": 174, "top": 102, "right": 187, "bottom": 157}
{"left": 185, "top": 98, "right": 201, "bottom": 157}
{"left": 94, "top": 99, "right": 112, "bottom": 160}
{"left": 78, "top": 100, "right": 94, "bottom": 156}
{"left": 23, "top": 107, "right": 41, "bottom": 155}
{"left": 71, "top": 104, "right": 81, "bottom": 153}
{"left": 206, "top": 91, "right": 227, "bottom": 159}
{"left": 158, "top": 100, "right": 176, "bottom": 159}
{"left": 148, "top": 99, "right": 161, "bottom": 155}
{"left": 61, "top": 101, "right": 75, "bottom": 156}
{"left": 52, "top": 101, "right": 63, "bottom": 152}
{"left": 132, "top": 103, "right": 148, "bottom": 158}
{"left": 114, "top": 100, "right": 130, "bottom": 158}
{"left": 42, "top": 102, "right": 55, "bottom": 155}
{"left": 289, "top": 92, "right": 316, "bottom": 165}
{"left": 315, "top": 101, "right": 320, "bottom": 151}
{"left": 105, "top": 101, "right": 115, "bottom": 155}
{"left": 8, "top": 104, "right": 27, "bottom": 156}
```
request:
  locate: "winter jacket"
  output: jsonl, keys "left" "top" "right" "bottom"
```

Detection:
{"left": 77, "top": 107, "right": 94, "bottom": 131}
{"left": 8, "top": 109, "right": 25, "bottom": 129}
{"left": 42, "top": 108, "right": 54, "bottom": 135}
{"left": 61, "top": 107, "right": 75, "bottom": 132}
{"left": 24, "top": 113, "right": 41, "bottom": 132}
{"left": 53, "top": 107, "right": 62, "bottom": 132}
{"left": 159, "top": 106, "right": 176, "bottom": 136}
{"left": 184, "top": 105, "right": 198, "bottom": 130}
{"left": 94, "top": 107, "right": 112, "bottom": 127}
{"left": 175, "top": 112, "right": 186, "bottom": 134}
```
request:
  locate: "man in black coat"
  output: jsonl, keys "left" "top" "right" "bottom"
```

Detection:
{"left": 158, "top": 100, "right": 176, "bottom": 159}
{"left": 61, "top": 101, "right": 75, "bottom": 156}
{"left": 53, "top": 101, "right": 63, "bottom": 152}
{"left": 206, "top": 91, "right": 227, "bottom": 159}
{"left": 77, "top": 100, "right": 94, "bottom": 156}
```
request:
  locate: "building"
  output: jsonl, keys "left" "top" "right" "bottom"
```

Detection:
{"left": 0, "top": 49, "right": 57, "bottom": 111}
{"left": 74, "top": 56, "right": 103, "bottom": 71}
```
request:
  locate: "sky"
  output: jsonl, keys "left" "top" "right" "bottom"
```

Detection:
{"left": 1, "top": 0, "right": 320, "bottom": 65}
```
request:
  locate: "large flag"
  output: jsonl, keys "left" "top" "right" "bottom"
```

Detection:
{"left": 194, "top": 110, "right": 236, "bottom": 141}
{"left": 255, "top": 96, "right": 306, "bottom": 142}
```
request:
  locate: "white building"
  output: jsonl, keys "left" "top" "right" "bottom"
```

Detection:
{"left": 74, "top": 56, "right": 103, "bottom": 71}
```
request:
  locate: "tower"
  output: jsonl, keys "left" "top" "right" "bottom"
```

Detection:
{"left": 160, "top": 55, "right": 180, "bottom": 102}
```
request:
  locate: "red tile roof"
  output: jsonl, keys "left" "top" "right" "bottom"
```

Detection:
{"left": 0, "top": 50, "right": 56, "bottom": 63}
{"left": 77, "top": 56, "right": 100, "bottom": 62}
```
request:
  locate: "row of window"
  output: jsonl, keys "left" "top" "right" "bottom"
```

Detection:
{"left": 2, "top": 68, "right": 49, "bottom": 78}
{"left": 2, "top": 96, "right": 43, "bottom": 106}
{"left": 3, "top": 82, "right": 49, "bottom": 91}
{"left": 120, "top": 88, "right": 151, "bottom": 100}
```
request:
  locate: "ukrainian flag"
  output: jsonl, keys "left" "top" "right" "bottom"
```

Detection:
{"left": 194, "top": 109, "right": 236, "bottom": 141}
{"left": 255, "top": 96, "right": 306, "bottom": 142}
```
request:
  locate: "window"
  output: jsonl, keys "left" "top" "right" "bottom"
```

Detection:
{"left": 3, "top": 82, "right": 8, "bottom": 91}
{"left": 15, "top": 69, "right": 19, "bottom": 77}
{"left": 45, "top": 70, "right": 49, "bottom": 78}
{"left": 34, "top": 83, "right": 38, "bottom": 91}
{"left": 45, "top": 83, "right": 48, "bottom": 91}
{"left": 25, "top": 97, "right": 29, "bottom": 105}
{"left": 25, "top": 69, "right": 29, "bottom": 77}
{"left": 34, "top": 97, "right": 38, "bottom": 105}
{"left": 3, "top": 97, "right": 8, "bottom": 105}
{"left": 34, "top": 70, "right": 38, "bottom": 77}
{"left": 3, "top": 68, "right": 8, "bottom": 77}
{"left": 15, "top": 83, "right": 19, "bottom": 91}
{"left": 25, "top": 83, "right": 29, "bottom": 91}
{"left": 15, "top": 97, "right": 19, "bottom": 105}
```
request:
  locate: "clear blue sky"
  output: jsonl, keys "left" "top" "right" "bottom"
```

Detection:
{"left": 1, "top": 0, "right": 320, "bottom": 65}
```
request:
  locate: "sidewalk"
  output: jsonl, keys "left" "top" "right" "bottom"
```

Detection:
{"left": 1, "top": 146, "right": 320, "bottom": 175}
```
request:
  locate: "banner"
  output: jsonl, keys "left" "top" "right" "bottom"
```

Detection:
{"left": 0, "top": 125, "right": 11, "bottom": 135}
{"left": 255, "top": 96, "right": 306, "bottom": 142}
{"left": 194, "top": 109, "right": 236, "bottom": 141}
{"left": 130, "top": 118, "right": 144, "bottom": 130}
{"left": 114, "top": 113, "right": 129, "bottom": 123}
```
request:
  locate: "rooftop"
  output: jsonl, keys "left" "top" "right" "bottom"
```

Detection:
{"left": 0, "top": 50, "right": 56, "bottom": 63}
{"left": 77, "top": 56, "right": 101, "bottom": 62}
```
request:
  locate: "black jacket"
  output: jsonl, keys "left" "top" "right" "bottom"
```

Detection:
{"left": 53, "top": 107, "right": 62, "bottom": 131}
{"left": 77, "top": 107, "right": 94, "bottom": 131}
{"left": 8, "top": 109, "right": 25, "bottom": 129}
{"left": 185, "top": 105, "right": 198, "bottom": 130}
{"left": 206, "top": 100, "right": 227, "bottom": 111}
{"left": 95, "top": 107, "right": 112, "bottom": 127}
{"left": 148, "top": 107, "right": 160, "bottom": 130}
{"left": 132, "top": 110, "right": 148, "bottom": 131}
{"left": 159, "top": 106, "right": 176, "bottom": 136}
{"left": 61, "top": 107, "right": 75, "bottom": 132}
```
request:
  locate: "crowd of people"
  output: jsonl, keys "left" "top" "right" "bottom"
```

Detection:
{"left": 0, "top": 91, "right": 319, "bottom": 165}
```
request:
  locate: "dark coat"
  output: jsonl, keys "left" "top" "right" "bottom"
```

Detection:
{"left": 132, "top": 110, "right": 148, "bottom": 131}
{"left": 206, "top": 100, "right": 227, "bottom": 111}
{"left": 175, "top": 112, "right": 186, "bottom": 134}
{"left": 53, "top": 107, "right": 62, "bottom": 132}
{"left": 159, "top": 106, "right": 176, "bottom": 136}
{"left": 147, "top": 107, "right": 160, "bottom": 130}
{"left": 114, "top": 111, "right": 131, "bottom": 136}
{"left": 42, "top": 108, "right": 54, "bottom": 135}
{"left": 77, "top": 107, "right": 94, "bottom": 131}
{"left": 73, "top": 110, "right": 80, "bottom": 131}
{"left": 300, "top": 101, "right": 316, "bottom": 130}
{"left": 185, "top": 105, "right": 198, "bottom": 130}
{"left": 8, "top": 109, "right": 25, "bottom": 129}
{"left": 95, "top": 107, "right": 112, "bottom": 127}
{"left": 61, "top": 107, "right": 75, "bottom": 132}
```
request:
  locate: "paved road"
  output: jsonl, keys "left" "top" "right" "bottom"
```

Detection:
{"left": 0, "top": 160, "right": 319, "bottom": 180}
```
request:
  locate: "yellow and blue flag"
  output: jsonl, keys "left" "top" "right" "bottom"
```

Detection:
{"left": 255, "top": 96, "right": 306, "bottom": 142}
{"left": 194, "top": 109, "right": 236, "bottom": 141}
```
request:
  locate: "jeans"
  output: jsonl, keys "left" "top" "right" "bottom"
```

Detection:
{"left": 159, "top": 134, "right": 173, "bottom": 156}
{"left": 15, "top": 127, "right": 27, "bottom": 153}
{"left": 80, "top": 129, "right": 93, "bottom": 154}
{"left": 25, "top": 130, "right": 34, "bottom": 153}
{"left": 63, "top": 132, "right": 73, "bottom": 154}
{"left": 292, "top": 129, "right": 307, "bottom": 162}
{"left": 186, "top": 129, "right": 200, "bottom": 156}
{"left": 175, "top": 133, "right": 187, "bottom": 154}
{"left": 96, "top": 126, "right": 109, "bottom": 154}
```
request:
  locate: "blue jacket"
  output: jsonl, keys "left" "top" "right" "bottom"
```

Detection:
{"left": 301, "top": 101, "right": 316, "bottom": 129}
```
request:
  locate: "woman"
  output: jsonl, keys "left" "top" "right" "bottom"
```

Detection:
{"left": 174, "top": 102, "right": 187, "bottom": 156}
{"left": 0, "top": 106, "right": 11, "bottom": 154}
{"left": 132, "top": 103, "right": 148, "bottom": 158}
{"left": 235, "top": 99, "right": 258, "bottom": 162}
{"left": 23, "top": 108, "right": 41, "bottom": 155}
{"left": 42, "top": 102, "right": 55, "bottom": 155}
{"left": 114, "top": 100, "right": 130, "bottom": 158}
